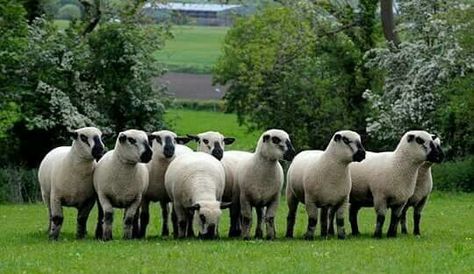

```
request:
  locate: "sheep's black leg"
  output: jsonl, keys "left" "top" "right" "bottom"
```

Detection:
{"left": 171, "top": 209, "right": 178, "bottom": 238}
{"left": 49, "top": 197, "right": 63, "bottom": 241}
{"left": 139, "top": 200, "right": 150, "bottom": 239}
{"left": 304, "top": 201, "right": 318, "bottom": 240}
{"left": 320, "top": 206, "right": 329, "bottom": 238}
{"left": 349, "top": 204, "right": 361, "bottom": 236}
{"left": 95, "top": 198, "right": 104, "bottom": 240}
{"left": 387, "top": 204, "right": 404, "bottom": 237}
{"left": 186, "top": 210, "right": 194, "bottom": 238}
{"left": 229, "top": 198, "right": 241, "bottom": 237}
{"left": 255, "top": 206, "right": 264, "bottom": 239}
{"left": 328, "top": 207, "right": 336, "bottom": 236}
{"left": 240, "top": 199, "right": 252, "bottom": 240}
{"left": 400, "top": 205, "right": 409, "bottom": 234}
{"left": 132, "top": 208, "right": 140, "bottom": 239}
{"left": 160, "top": 201, "right": 170, "bottom": 237}
{"left": 413, "top": 197, "right": 428, "bottom": 236}
{"left": 285, "top": 192, "right": 298, "bottom": 238}
{"left": 76, "top": 197, "right": 95, "bottom": 239}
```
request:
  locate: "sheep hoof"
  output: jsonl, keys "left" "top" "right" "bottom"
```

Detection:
{"left": 373, "top": 232, "right": 382, "bottom": 239}
{"left": 265, "top": 235, "right": 275, "bottom": 241}
{"left": 304, "top": 234, "right": 314, "bottom": 241}
{"left": 243, "top": 236, "right": 251, "bottom": 241}
{"left": 255, "top": 230, "right": 263, "bottom": 239}
{"left": 337, "top": 234, "right": 346, "bottom": 240}
{"left": 285, "top": 233, "right": 293, "bottom": 239}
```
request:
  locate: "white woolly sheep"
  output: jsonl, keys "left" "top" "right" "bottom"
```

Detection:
{"left": 399, "top": 136, "right": 442, "bottom": 236}
{"left": 221, "top": 150, "right": 253, "bottom": 237}
{"left": 187, "top": 131, "right": 235, "bottom": 160}
{"left": 285, "top": 130, "right": 366, "bottom": 240}
{"left": 349, "top": 130, "right": 444, "bottom": 238}
{"left": 38, "top": 127, "right": 105, "bottom": 240}
{"left": 138, "top": 130, "right": 192, "bottom": 238}
{"left": 164, "top": 152, "right": 230, "bottom": 239}
{"left": 232, "top": 129, "right": 296, "bottom": 240}
{"left": 93, "top": 129, "right": 153, "bottom": 241}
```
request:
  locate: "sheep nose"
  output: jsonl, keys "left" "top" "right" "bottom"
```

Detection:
{"left": 283, "top": 140, "right": 296, "bottom": 161}
{"left": 92, "top": 145, "right": 105, "bottom": 161}
{"left": 427, "top": 143, "right": 444, "bottom": 163}
{"left": 353, "top": 149, "right": 366, "bottom": 162}
{"left": 163, "top": 145, "right": 175, "bottom": 158}
{"left": 211, "top": 148, "right": 223, "bottom": 160}
{"left": 140, "top": 145, "right": 153, "bottom": 163}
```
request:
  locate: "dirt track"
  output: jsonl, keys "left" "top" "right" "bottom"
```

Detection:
{"left": 156, "top": 72, "right": 228, "bottom": 100}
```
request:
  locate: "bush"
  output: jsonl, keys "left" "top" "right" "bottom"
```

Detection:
{"left": 170, "top": 99, "right": 226, "bottom": 112}
{"left": 0, "top": 167, "right": 40, "bottom": 203}
{"left": 432, "top": 156, "right": 474, "bottom": 192}
{"left": 56, "top": 4, "right": 81, "bottom": 20}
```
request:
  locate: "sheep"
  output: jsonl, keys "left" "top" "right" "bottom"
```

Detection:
{"left": 349, "top": 130, "right": 444, "bottom": 238}
{"left": 232, "top": 129, "right": 296, "bottom": 240}
{"left": 93, "top": 129, "right": 153, "bottom": 241}
{"left": 285, "top": 130, "right": 366, "bottom": 240}
{"left": 164, "top": 152, "right": 230, "bottom": 239}
{"left": 187, "top": 131, "right": 235, "bottom": 160}
{"left": 38, "top": 127, "right": 105, "bottom": 240}
{"left": 138, "top": 130, "right": 192, "bottom": 238}
{"left": 399, "top": 136, "right": 442, "bottom": 236}
{"left": 221, "top": 150, "right": 253, "bottom": 237}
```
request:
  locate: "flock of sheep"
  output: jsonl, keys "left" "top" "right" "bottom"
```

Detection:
{"left": 38, "top": 126, "right": 444, "bottom": 241}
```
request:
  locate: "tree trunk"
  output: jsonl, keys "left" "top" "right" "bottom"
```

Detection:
{"left": 380, "top": 0, "right": 399, "bottom": 46}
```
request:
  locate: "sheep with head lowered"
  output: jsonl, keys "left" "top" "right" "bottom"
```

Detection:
{"left": 285, "top": 130, "right": 365, "bottom": 240}
{"left": 232, "top": 129, "right": 296, "bottom": 240}
{"left": 164, "top": 152, "right": 230, "bottom": 239}
{"left": 138, "top": 130, "right": 192, "bottom": 238}
{"left": 399, "top": 135, "right": 442, "bottom": 236}
{"left": 38, "top": 127, "right": 105, "bottom": 240}
{"left": 93, "top": 129, "right": 152, "bottom": 241}
{"left": 349, "top": 130, "right": 444, "bottom": 238}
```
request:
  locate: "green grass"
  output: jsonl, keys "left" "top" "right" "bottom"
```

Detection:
{"left": 155, "top": 25, "right": 228, "bottom": 73}
{"left": 165, "top": 108, "right": 259, "bottom": 151}
{"left": 0, "top": 193, "right": 473, "bottom": 273}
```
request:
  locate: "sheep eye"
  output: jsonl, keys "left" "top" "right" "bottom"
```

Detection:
{"left": 128, "top": 137, "right": 136, "bottom": 144}
{"left": 80, "top": 134, "right": 89, "bottom": 144}
{"left": 415, "top": 137, "right": 425, "bottom": 145}
{"left": 203, "top": 139, "right": 209, "bottom": 145}
{"left": 342, "top": 136, "right": 351, "bottom": 145}
{"left": 199, "top": 214, "right": 206, "bottom": 223}
{"left": 271, "top": 136, "right": 281, "bottom": 144}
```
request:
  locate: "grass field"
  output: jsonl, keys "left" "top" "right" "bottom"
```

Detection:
{"left": 0, "top": 193, "right": 472, "bottom": 273}
{"left": 154, "top": 25, "right": 228, "bottom": 73}
{"left": 165, "top": 108, "right": 259, "bottom": 151}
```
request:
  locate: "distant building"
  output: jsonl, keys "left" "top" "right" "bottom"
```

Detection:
{"left": 143, "top": 2, "right": 244, "bottom": 26}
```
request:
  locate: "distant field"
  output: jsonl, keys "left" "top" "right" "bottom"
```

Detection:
{"left": 165, "top": 108, "right": 259, "bottom": 151}
{"left": 154, "top": 25, "right": 228, "bottom": 73}
{"left": 0, "top": 193, "right": 472, "bottom": 272}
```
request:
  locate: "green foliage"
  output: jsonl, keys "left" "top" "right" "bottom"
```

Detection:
{"left": 0, "top": 194, "right": 473, "bottom": 272}
{"left": 214, "top": 4, "right": 372, "bottom": 150}
{"left": 0, "top": 167, "right": 39, "bottom": 203}
{"left": 432, "top": 157, "right": 474, "bottom": 192}
{"left": 56, "top": 3, "right": 81, "bottom": 20}
{"left": 0, "top": 2, "right": 170, "bottom": 166}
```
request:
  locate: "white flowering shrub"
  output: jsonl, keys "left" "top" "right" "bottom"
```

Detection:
{"left": 364, "top": 0, "right": 473, "bottom": 142}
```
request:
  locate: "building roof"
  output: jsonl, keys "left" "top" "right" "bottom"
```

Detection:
{"left": 144, "top": 2, "right": 241, "bottom": 12}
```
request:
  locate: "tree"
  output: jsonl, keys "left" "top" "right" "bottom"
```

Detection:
{"left": 214, "top": 3, "right": 372, "bottom": 150}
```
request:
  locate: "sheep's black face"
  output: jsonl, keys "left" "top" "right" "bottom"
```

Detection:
{"left": 91, "top": 135, "right": 105, "bottom": 161}
{"left": 163, "top": 136, "right": 175, "bottom": 158}
{"left": 283, "top": 139, "right": 296, "bottom": 161}
{"left": 211, "top": 142, "right": 223, "bottom": 160}
{"left": 426, "top": 141, "right": 444, "bottom": 163}
{"left": 352, "top": 141, "right": 366, "bottom": 162}
{"left": 140, "top": 142, "right": 153, "bottom": 163}
{"left": 199, "top": 224, "right": 217, "bottom": 240}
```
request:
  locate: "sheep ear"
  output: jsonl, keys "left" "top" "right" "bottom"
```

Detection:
{"left": 263, "top": 134, "right": 270, "bottom": 143}
{"left": 407, "top": 134, "right": 415, "bottom": 143}
{"left": 187, "top": 203, "right": 200, "bottom": 211}
{"left": 68, "top": 130, "right": 78, "bottom": 140}
{"left": 334, "top": 134, "right": 341, "bottom": 142}
{"left": 176, "top": 136, "right": 192, "bottom": 145}
{"left": 223, "top": 137, "right": 235, "bottom": 145}
{"left": 431, "top": 134, "right": 437, "bottom": 140}
{"left": 186, "top": 134, "right": 200, "bottom": 142}
{"left": 119, "top": 134, "right": 127, "bottom": 143}
{"left": 220, "top": 202, "right": 232, "bottom": 209}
